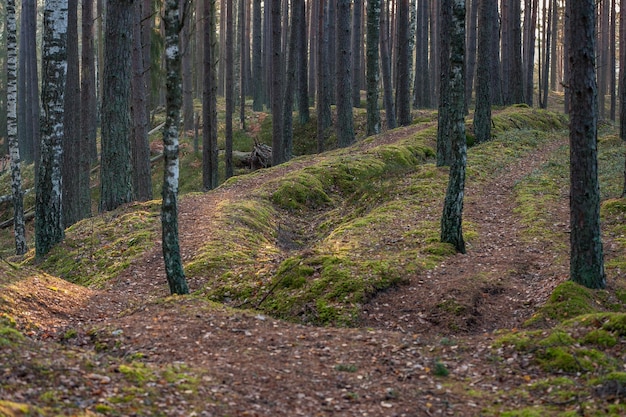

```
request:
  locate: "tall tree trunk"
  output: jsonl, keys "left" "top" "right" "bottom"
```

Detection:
{"left": 598, "top": 0, "right": 609, "bottom": 119}
{"left": 464, "top": 0, "right": 478, "bottom": 111}
{"left": 609, "top": 0, "right": 616, "bottom": 121}
{"left": 181, "top": 0, "right": 195, "bottom": 132}
{"left": 283, "top": 0, "right": 300, "bottom": 160}
{"left": 6, "top": 0, "right": 27, "bottom": 255}
{"left": 539, "top": 0, "right": 552, "bottom": 109}
{"left": 413, "top": 0, "right": 430, "bottom": 108}
{"left": 523, "top": 0, "right": 538, "bottom": 106}
{"left": 132, "top": 0, "right": 153, "bottom": 202}
{"left": 620, "top": 0, "right": 626, "bottom": 143}
{"left": 473, "top": 0, "right": 491, "bottom": 145}
{"left": 430, "top": 0, "right": 440, "bottom": 104}
{"left": 162, "top": 0, "right": 190, "bottom": 295}
{"left": 203, "top": 0, "right": 219, "bottom": 190}
{"left": 396, "top": 0, "right": 412, "bottom": 126}
{"left": 63, "top": 0, "right": 82, "bottom": 227}
{"left": 549, "top": 0, "right": 558, "bottom": 91}
{"left": 80, "top": 0, "right": 97, "bottom": 217}
{"left": 317, "top": 0, "right": 332, "bottom": 151}
{"left": 309, "top": 0, "right": 319, "bottom": 103}
{"left": 271, "top": 0, "right": 285, "bottom": 165}
{"left": 380, "top": 0, "right": 396, "bottom": 129}
{"left": 568, "top": 0, "right": 605, "bottom": 289}
{"left": 225, "top": 0, "right": 234, "bottom": 178}
{"left": 487, "top": 0, "right": 502, "bottom": 105}
{"left": 252, "top": 0, "right": 263, "bottom": 110}
{"left": 352, "top": 0, "right": 363, "bottom": 106}
{"left": 100, "top": 0, "right": 134, "bottom": 212}
{"left": 18, "top": 0, "right": 39, "bottom": 166}
{"left": 366, "top": 0, "right": 382, "bottom": 136}
{"left": 440, "top": 0, "right": 466, "bottom": 254}
{"left": 240, "top": 0, "right": 247, "bottom": 129}
{"left": 336, "top": 0, "right": 355, "bottom": 146}
{"left": 297, "top": 0, "right": 310, "bottom": 124}
{"left": 437, "top": 0, "right": 452, "bottom": 166}
{"left": 36, "top": 0, "right": 68, "bottom": 258}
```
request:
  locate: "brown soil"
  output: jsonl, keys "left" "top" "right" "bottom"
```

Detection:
{"left": 3, "top": 128, "right": 583, "bottom": 416}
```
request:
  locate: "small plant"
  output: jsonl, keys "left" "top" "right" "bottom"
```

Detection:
{"left": 433, "top": 361, "right": 449, "bottom": 377}
{"left": 334, "top": 363, "right": 358, "bottom": 372}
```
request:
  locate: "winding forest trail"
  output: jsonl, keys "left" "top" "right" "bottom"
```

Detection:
{"left": 4, "top": 125, "right": 590, "bottom": 416}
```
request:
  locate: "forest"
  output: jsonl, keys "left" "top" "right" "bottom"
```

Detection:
{"left": 1, "top": 0, "right": 626, "bottom": 415}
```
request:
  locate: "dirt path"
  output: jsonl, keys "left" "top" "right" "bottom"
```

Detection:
{"left": 361, "top": 137, "right": 569, "bottom": 335}
{"left": 12, "top": 127, "right": 576, "bottom": 416}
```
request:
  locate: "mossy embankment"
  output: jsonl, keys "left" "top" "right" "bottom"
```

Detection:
{"left": 188, "top": 106, "right": 569, "bottom": 326}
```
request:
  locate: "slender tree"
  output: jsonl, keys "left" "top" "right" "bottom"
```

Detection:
{"left": 568, "top": 0, "right": 605, "bottom": 289}
{"left": 239, "top": 0, "right": 246, "bottom": 129}
{"left": 366, "top": 0, "right": 382, "bottom": 136}
{"left": 6, "top": 0, "right": 27, "bottom": 255}
{"left": 80, "top": 0, "right": 97, "bottom": 217}
{"left": 252, "top": 0, "right": 263, "bottom": 111}
{"left": 620, "top": 0, "right": 626, "bottom": 143}
{"left": 437, "top": 0, "right": 452, "bottom": 166}
{"left": 352, "top": 0, "right": 363, "bottom": 107}
{"left": 203, "top": 0, "right": 219, "bottom": 189}
{"left": 17, "top": 0, "right": 39, "bottom": 166}
{"left": 162, "top": 0, "right": 190, "bottom": 295}
{"left": 380, "top": 0, "right": 396, "bottom": 129}
{"left": 395, "top": 0, "right": 412, "bottom": 126}
{"left": 487, "top": 0, "right": 503, "bottom": 105}
{"left": 473, "top": 0, "right": 491, "bottom": 144}
{"left": 464, "top": 0, "right": 478, "bottom": 112}
{"left": 62, "top": 0, "right": 81, "bottom": 227}
{"left": 36, "top": 0, "right": 68, "bottom": 258}
{"left": 296, "top": 0, "right": 309, "bottom": 124}
{"left": 131, "top": 1, "right": 152, "bottom": 201}
{"left": 317, "top": 0, "right": 332, "bottom": 152}
{"left": 336, "top": 0, "right": 355, "bottom": 146}
{"left": 271, "top": 0, "right": 285, "bottom": 164}
{"left": 225, "top": 0, "right": 234, "bottom": 178}
{"left": 100, "top": 0, "right": 134, "bottom": 212}
{"left": 181, "top": 0, "right": 195, "bottom": 132}
{"left": 413, "top": 0, "right": 430, "bottom": 108}
{"left": 283, "top": 0, "right": 301, "bottom": 160}
{"left": 440, "top": 0, "right": 467, "bottom": 254}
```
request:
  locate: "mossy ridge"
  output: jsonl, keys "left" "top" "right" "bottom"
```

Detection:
{"left": 29, "top": 201, "right": 161, "bottom": 288}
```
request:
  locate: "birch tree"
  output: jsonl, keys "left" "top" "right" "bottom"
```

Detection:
{"left": 162, "top": 0, "right": 190, "bottom": 295}
{"left": 36, "top": 0, "right": 68, "bottom": 258}
{"left": 7, "top": 0, "right": 27, "bottom": 255}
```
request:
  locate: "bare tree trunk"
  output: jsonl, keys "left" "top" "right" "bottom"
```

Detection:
{"left": 336, "top": 0, "right": 355, "bottom": 146}
{"left": 464, "top": 0, "right": 478, "bottom": 111}
{"left": 6, "top": 0, "right": 27, "bottom": 255}
{"left": 316, "top": 0, "right": 331, "bottom": 152}
{"left": 474, "top": 0, "right": 492, "bottom": 144}
{"left": 441, "top": 0, "right": 466, "bottom": 254}
{"left": 271, "top": 0, "right": 285, "bottom": 164}
{"left": 568, "top": 0, "right": 605, "bottom": 289}
{"left": 366, "top": 0, "right": 382, "bottom": 136}
{"left": 225, "top": 0, "right": 234, "bottom": 178}
{"left": 395, "top": 0, "right": 412, "bottom": 126}
{"left": 162, "top": 0, "right": 190, "bottom": 295}
{"left": 203, "top": 0, "right": 219, "bottom": 190}
{"left": 132, "top": 0, "right": 152, "bottom": 202}
{"left": 437, "top": 0, "right": 452, "bottom": 166}
{"left": 36, "top": 0, "right": 68, "bottom": 258}
{"left": 352, "top": 0, "right": 363, "bottom": 106}
{"left": 380, "top": 0, "right": 396, "bottom": 129}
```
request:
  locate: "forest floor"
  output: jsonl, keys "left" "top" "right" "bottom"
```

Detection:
{"left": 1, "top": 114, "right": 625, "bottom": 416}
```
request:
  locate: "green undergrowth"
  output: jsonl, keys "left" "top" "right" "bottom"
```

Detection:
{"left": 189, "top": 107, "right": 569, "bottom": 326}
{"left": 27, "top": 200, "right": 161, "bottom": 288}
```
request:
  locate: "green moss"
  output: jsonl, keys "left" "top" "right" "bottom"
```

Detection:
{"left": 270, "top": 173, "right": 332, "bottom": 211}
{"left": 0, "top": 326, "right": 24, "bottom": 346}
{"left": 275, "top": 257, "right": 315, "bottom": 289}
{"left": 582, "top": 328, "right": 618, "bottom": 347}
{"left": 118, "top": 362, "right": 153, "bottom": 384}
{"left": 601, "top": 313, "right": 626, "bottom": 336}
{"left": 525, "top": 281, "right": 596, "bottom": 326}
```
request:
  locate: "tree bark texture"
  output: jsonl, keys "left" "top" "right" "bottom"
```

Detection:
{"left": 80, "top": 0, "right": 97, "bottom": 217}
{"left": 440, "top": 0, "right": 467, "bottom": 254}
{"left": 36, "top": 0, "right": 68, "bottom": 258}
{"left": 271, "top": 0, "right": 285, "bottom": 165}
{"left": 100, "top": 0, "right": 134, "bottom": 212}
{"left": 366, "top": 0, "right": 382, "bottom": 136}
{"left": 6, "top": 0, "right": 27, "bottom": 255}
{"left": 567, "top": 0, "right": 605, "bottom": 289}
{"left": 296, "top": 0, "right": 310, "bottom": 124}
{"left": 380, "top": 0, "right": 396, "bottom": 130}
{"left": 336, "top": 0, "right": 355, "bottom": 147}
{"left": 203, "top": 0, "right": 219, "bottom": 190}
{"left": 437, "top": 0, "right": 452, "bottom": 166}
{"left": 252, "top": 0, "right": 263, "bottom": 110}
{"left": 395, "top": 0, "right": 412, "bottom": 126}
{"left": 162, "top": 0, "right": 190, "bottom": 295}
{"left": 352, "top": 0, "right": 363, "bottom": 107}
{"left": 131, "top": 0, "right": 153, "bottom": 202}
{"left": 62, "top": 0, "right": 82, "bottom": 227}
{"left": 473, "top": 0, "right": 491, "bottom": 145}
{"left": 225, "top": 0, "right": 234, "bottom": 178}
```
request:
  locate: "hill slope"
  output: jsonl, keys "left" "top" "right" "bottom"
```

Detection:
{"left": 1, "top": 107, "right": 626, "bottom": 416}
